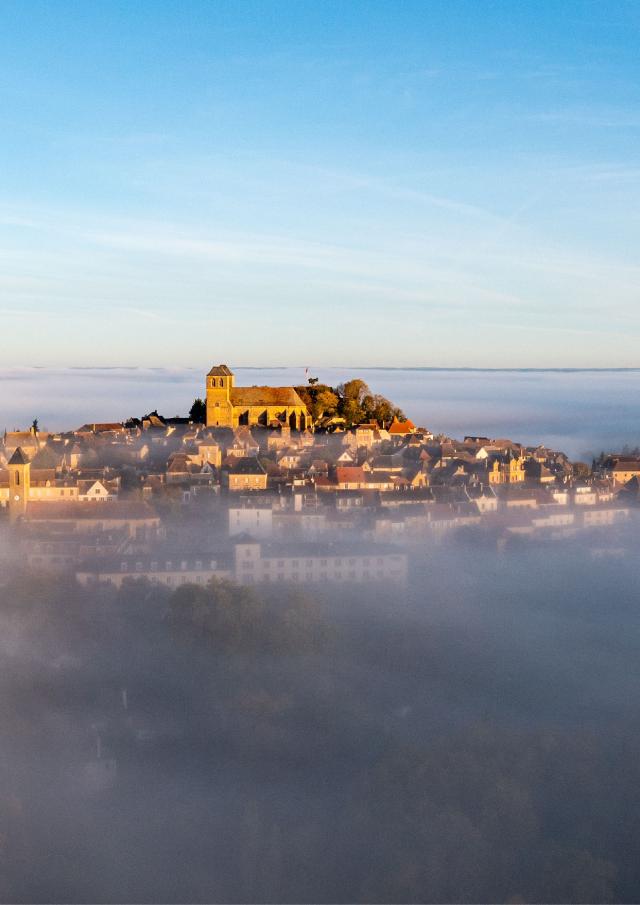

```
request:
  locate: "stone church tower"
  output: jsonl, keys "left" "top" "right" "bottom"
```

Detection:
{"left": 8, "top": 446, "right": 30, "bottom": 522}
{"left": 206, "top": 364, "right": 236, "bottom": 428}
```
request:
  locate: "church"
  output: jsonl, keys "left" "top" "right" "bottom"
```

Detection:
{"left": 206, "top": 364, "right": 311, "bottom": 430}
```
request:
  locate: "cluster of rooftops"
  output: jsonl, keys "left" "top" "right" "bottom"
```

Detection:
{"left": 1, "top": 388, "right": 638, "bottom": 585}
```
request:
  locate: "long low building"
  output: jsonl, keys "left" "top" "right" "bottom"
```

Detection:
{"left": 77, "top": 555, "right": 232, "bottom": 588}
{"left": 233, "top": 539, "right": 408, "bottom": 586}
{"left": 77, "top": 540, "right": 409, "bottom": 588}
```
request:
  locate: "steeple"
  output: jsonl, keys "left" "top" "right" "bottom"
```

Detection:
{"left": 7, "top": 446, "right": 30, "bottom": 522}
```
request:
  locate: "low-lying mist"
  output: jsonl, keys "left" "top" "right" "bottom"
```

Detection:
{"left": 1, "top": 532, "right": 639, "bottom": 903}
{"left": 5, "top": 366, "right": 640, "bottom": 458}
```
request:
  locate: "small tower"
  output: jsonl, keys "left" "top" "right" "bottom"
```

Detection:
{"left": 7, "top": 447, "right": 30, "bottom": 522}
{"left": 206, "top": 364, "right": 235, "bottom": 427}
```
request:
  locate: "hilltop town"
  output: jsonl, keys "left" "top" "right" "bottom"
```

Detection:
{"left": 1, "top": 363, "right": 638, "bottom": 587}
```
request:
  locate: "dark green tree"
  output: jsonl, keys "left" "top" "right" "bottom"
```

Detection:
{"left": 189, "top": 397, "right": 206, "bottom": 423}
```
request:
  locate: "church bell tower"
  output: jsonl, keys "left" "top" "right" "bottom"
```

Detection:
{"left": 206, "top": 364, "right": 235, "bottom": 427}
{"left": 7, "top": 447, "right": 30, "bottom": 522}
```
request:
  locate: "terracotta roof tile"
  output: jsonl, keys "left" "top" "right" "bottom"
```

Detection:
{"left": 230, "top": 386, "right": 306, "bottom": 407}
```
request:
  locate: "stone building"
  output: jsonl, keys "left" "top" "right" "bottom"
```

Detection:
{"left": 206, "top": 364, "right": 310, "bottom": 430}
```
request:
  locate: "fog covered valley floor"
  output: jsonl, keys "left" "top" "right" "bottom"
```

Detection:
{"left": 0, "top": 538, "right": 639, "bottom": 903}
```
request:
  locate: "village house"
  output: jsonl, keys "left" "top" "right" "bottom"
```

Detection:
{"left": 223, "top": 457, "right": 268, "bottom": 492}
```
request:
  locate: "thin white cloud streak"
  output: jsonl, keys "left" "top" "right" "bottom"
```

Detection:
{"left": 0, "top": 216, "right": 540, "bottom": 313}
{"left": 2, "top": 197, "right": 640, "bottom": 336}
{"left": 524, "top": 109, "right": 640, "bottom": 128}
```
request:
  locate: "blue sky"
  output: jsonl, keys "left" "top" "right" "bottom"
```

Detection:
{"left": 1, "top": 0, "right": 640, "bottom": 368}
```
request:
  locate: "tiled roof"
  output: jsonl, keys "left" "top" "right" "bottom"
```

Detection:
{"left": 76, "top": 423, "right": 124, "bottom": 433}
{"left": 388, "top": 418, "right": 415, "bottom": 434}
{"left": 26, "top": 501, "right": 159, "bottom": 520}
{"left": 228, "top": 458, "right": 266, "bottom": 475}
{"left": 336, "top": 466, "right": 366, "bottom": 484}
{"left": 207, "top": 364, "right": 234, "bottom": 377}
{"left": 230, "top": 386, "right": 306, "bottom": 407}
{"left": 30, "top": 446, "right": 61, "bottom": 470}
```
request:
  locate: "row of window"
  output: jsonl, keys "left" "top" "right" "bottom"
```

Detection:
{"left": 243, "top": 570, "right": 403, "bottom": 584}
{"left": 244, "top": 555, "right": 398, "bottom": 568}
{"left": 121, "top": 559, "right": 217, "bottom": 572}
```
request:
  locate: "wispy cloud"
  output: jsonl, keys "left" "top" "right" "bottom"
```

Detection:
{"left": 524, "top": 108, "right": 640, "bottom": 128}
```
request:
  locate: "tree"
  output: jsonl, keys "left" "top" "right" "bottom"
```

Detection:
{"left": 361, "top": 393, "right": 404, "bottom": 427}
{"left": 573, "top": 461, "right": 591, "bottom": 479}
{"left": 31, "top": 418, "right": 38, "bottom": 433}
{"left": 189, "top": 398, "right": 206, "bottom": 423}
{"left": 339, "top": 379, "right": 370, "bottom": 404}
{"left": 311, "top": 389, "right": 339, "bottom": 421}
{"left": 297, "top": 377, "right": 405, "bottom": 429}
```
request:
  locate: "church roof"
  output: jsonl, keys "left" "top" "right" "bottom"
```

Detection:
{"left": 8, "top": 447, "right": 30, "bottom": 466}
{"left": 30, "top": 446, "right": 62, "bottom": 470}
{"left": 230, "top": 386, "right": 306, "bottom": 408}
{"left": 207, "top": 364, "right": 234, "bottom": 377}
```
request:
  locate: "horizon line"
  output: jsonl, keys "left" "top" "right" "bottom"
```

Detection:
{"left": 3, "top": 365, "right": 640, "bottom": 374}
